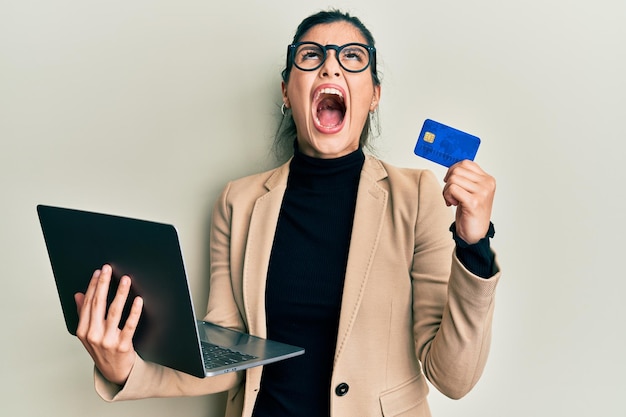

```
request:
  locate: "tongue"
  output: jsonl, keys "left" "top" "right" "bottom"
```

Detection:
{"left": 317, "top": 98, "right": 343, "bottom": 127}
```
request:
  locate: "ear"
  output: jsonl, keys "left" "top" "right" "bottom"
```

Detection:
{"left": 281, "top": 81, "right": 290, "bottom": 108}
{"left": 369, "top": 84, "right": 381, "bottom": 112}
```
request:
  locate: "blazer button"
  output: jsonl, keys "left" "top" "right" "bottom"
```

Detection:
{"left": 335, "top": 382, "right": 349, "bottom": 396}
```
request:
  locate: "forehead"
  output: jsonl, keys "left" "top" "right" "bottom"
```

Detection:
{"left": 299, "top": 21, "right": 367, "bottom": 45}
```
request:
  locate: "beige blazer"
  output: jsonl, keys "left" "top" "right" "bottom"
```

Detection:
{"left": 95, "top": 155, "right": 501, "bottom": 417}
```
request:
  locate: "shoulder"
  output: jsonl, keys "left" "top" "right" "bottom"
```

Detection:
{"left": 216, "top": 160, "right": 290, "bottom": 206}
{"left": 231, "top": 162, "right": 287, "bottom": 187}
{"left": 364, "top": 155, "right": 442, "bottom": 196}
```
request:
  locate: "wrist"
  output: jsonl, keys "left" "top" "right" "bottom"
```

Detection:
{"left": 450, "top": 221, "right": 495, "bottom": 247}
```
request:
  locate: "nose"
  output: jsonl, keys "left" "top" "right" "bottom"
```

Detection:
{"left": 319, "top": 50, "right": 341, "bottom": 78}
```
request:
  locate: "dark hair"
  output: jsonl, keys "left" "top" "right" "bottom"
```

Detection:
{"left": 273, "top": 9, "right": 381, "bottom": 162}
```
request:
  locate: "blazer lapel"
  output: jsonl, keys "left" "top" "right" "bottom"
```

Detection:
{"left": 335, "top": 156, "right": 388, "bottom": 361}
{"left": 239, "top": 156, "right": 388, "bottom": 349}
{"left": 241, "top": 163, "right": 289, "bottom": 338}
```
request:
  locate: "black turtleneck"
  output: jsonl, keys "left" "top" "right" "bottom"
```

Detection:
{"left": 252, "top": 147, "right": 364, "bottom": 417}
{"left": 251, "top": 146, "right": 494, "bottom": 417}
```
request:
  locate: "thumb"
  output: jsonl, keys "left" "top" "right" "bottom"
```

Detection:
{"left": 74, "top": 292, "right": 85, "bottom": 313}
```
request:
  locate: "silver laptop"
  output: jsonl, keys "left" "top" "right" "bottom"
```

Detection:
{"left": 37, "top": 204, "right": 304, "bottom": 378}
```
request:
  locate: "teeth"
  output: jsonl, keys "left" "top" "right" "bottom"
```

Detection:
{"left": 316, "top": 87, "right": 343, "bottom": 100}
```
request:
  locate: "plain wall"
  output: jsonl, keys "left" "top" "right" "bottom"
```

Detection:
{"left": 2, "top": 0, "right": 625, "bottom": 416}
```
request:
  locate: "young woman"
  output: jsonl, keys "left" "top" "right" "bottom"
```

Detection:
{"left": 75, "top": 10, "right": 501, "bottom": 417}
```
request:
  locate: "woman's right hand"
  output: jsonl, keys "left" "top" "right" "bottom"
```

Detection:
{"left": 74, "top": 264, "right": 143, "bottom": 386}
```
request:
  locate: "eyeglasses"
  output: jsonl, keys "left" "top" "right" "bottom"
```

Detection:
{"left": 287, "top": 41, "right": 376, "bottom": 73}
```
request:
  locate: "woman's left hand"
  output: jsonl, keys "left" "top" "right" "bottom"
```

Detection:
{"left": 442, "top": 160, "right": 496, "bottom": 244}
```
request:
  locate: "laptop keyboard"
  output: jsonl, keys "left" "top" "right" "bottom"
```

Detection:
{"left": 201, "top": 342, "right": 259, "bottom": 369}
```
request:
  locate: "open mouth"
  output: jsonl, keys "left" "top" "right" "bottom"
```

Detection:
{"left": 313, "top": 86, "right": 346, "bottom": 132}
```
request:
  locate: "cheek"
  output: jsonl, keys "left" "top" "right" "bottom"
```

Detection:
{"left": 286, "top": 75, "right": 312, "bottom": 106}
{"left": 285, "top": 86, "right": 310, "bottom": 134}
{"left": 350, "top": 83, "right": 375, "bottom": 116}
{"left": 350, "top": 74, "right": 375, "bottom": 97}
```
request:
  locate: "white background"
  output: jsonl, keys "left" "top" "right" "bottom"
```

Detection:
{"left": 1, "top": 0, "right": 624, "bottom": 416}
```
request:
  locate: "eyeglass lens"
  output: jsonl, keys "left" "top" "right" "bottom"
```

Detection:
{"left": 293, "top": 43, "right": 370, "bottom": 72}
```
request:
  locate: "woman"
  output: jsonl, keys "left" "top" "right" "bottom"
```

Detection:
{"left": 75, "top": 9, "right": 501, "bottom": 417}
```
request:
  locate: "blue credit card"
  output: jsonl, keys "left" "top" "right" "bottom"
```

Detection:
{"left": 414, "top": 119, "right": 481, "bottom": 167}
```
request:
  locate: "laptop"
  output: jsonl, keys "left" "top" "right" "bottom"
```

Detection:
{"left": 37, "top": 204, "right": 304, "bottom": 378}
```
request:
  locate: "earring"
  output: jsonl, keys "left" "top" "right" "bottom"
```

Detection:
{"left": 281, "top": 103, "right": 287, "bottom": 115}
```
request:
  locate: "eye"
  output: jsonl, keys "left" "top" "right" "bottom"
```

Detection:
{"left": 340, "top": 46, "right": 366, "bottom": 62}
{"left": 297, "top": 46, "right": 323, "bottom": 62}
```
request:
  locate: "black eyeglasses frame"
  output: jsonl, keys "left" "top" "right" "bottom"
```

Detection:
{"left": 286, "top": 41, "right": 377, "bottom": 74}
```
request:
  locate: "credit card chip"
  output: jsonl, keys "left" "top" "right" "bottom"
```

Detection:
{"left": 424, "top": 132, "right": 435, "bottom": 143}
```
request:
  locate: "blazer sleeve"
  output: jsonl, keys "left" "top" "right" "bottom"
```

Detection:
{"left": 93, "top": 183, "right": 245, "bottom": 401}
{"left": 411, "top": 169, "right": 501, "bottom": 400}
{"left": 94, "top": 354, "right": 240, "bottom": 401}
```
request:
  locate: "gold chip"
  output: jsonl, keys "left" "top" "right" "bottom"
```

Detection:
{"left": 424, "top": 132, "right": 435, "bottom": 143}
